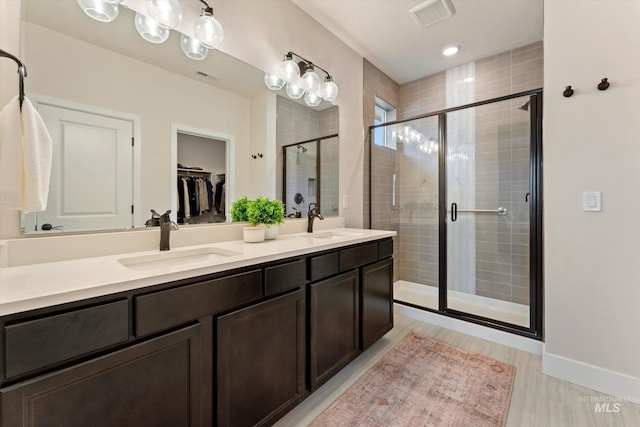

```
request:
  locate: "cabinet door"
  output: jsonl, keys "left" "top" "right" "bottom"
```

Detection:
{"left": 361, "top": 258, "right": 394, "bottom": 350}
{"left": 0, "top": 324, "right": 203, "bottom": 427}
{"left": 308, "top": 270, "right": 360, "bottom": 392}
{"left": 217, "top": 289, "right": 305, "bottom": 427}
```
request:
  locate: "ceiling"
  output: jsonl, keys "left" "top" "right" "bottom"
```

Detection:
{"left": 291, "top": 0, "right": 543, "bottom": 84}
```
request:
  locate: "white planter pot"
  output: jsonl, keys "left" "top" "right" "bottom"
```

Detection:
{"left": 264, "top": 225, "right": 279, "bottom": 240}
{"left": 243, "top": 226, "right": 265, "bottom": 243}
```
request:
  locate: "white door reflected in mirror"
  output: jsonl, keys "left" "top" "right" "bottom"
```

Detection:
{"left": 22, "top": 101, "right": 134, "bottom": 234}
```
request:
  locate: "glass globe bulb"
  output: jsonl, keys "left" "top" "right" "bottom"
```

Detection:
{"left": 77, "top": 0, "right": 119, "bottom": 22}
{"left": 402, "top": 125, "right": 413, "bottom": 138}
{"left": 300, "top": 69, "right": 321, "bottom": 93}
{"left": 146, "top": 0, "right": 182, "bottom": 30}
{"left": 304, "top": 91, "right": 322, "bottom": 107}
{"left": 194, "top": 12, "right": 224, "bottom": 49}
{"left": 319, "top": 79, "right": 338, "bottom": 102}
{"left": 278, "top": 58, "right": 300, "bottom": 84}
{"left": 180, "top": 34, "right": 208, "bottom": 60}
{"left": 285, "top": 81, "right": 305, "bottom": 100}
{"left": 134, "top": 13, "right": 169, "bottom": 44}
{"left": 264, "top": 73, "right": 285, "bottom": 91}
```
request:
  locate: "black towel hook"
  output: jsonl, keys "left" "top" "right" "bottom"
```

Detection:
{"left": 563, "top": 85, "right": 574, "bottom": 98}
{"left": 597, "top": 78, "right": 610, "bottom": 91}
{"left": 0, "top": 48, "right": 28, "bottom": 110}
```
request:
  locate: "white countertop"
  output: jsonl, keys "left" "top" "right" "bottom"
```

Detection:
{"left": 0, "top": 228, "right": 395, "bottom": 316}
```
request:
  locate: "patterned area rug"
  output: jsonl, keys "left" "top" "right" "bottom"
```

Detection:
{"left": 309, "top": 332, "right": 515, "bottom": 427}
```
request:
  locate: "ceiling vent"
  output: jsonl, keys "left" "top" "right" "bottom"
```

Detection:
{"left": 196, "top": 70, "right": 221, "bottom": 80}
{"left": 409, "top": 0, "right": 456, "bottom": 29}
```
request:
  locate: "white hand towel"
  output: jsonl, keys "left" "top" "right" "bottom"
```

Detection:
{"left": 0, "top": 95, "right": 53, "bottom": 212}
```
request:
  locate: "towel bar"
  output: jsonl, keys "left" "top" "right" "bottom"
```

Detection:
{"left": 0, "top": 48, "right": 28, "bottom": 109}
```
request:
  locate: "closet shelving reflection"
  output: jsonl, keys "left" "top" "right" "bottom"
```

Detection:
{"left": 177, "top": 167, "right": 212, "bottom": 177}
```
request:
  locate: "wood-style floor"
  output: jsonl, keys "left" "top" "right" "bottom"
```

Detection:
{"left": 274, "top": 314, "right": 640, "bottom": 427}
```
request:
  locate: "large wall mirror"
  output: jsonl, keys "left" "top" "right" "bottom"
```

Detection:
{"left": 19, "top": 0, "right": 338, "bottom": 234}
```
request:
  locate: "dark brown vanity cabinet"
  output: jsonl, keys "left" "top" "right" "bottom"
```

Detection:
{"left": 0, "top": 237, "right": 393, "bottom": 427}
{"left": 308, "top": 270, "right": 360, "bottom": 392}
{"left": 361, "top": 258, "right": 394, "bottom": 350}
{"left": 216, "top": 288, "right": 306, "bottom": 427}
{"left": 306, "top": 238, "right": 393, "bottom": 391}
{"left": 0, "top": 324, "right": 203, "bottom": 427}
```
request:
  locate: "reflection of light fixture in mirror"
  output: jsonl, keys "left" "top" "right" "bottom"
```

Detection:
{"left": 304, "top": 91, "right": 322, "bottom": 107}
{"left": 134, "top": 12, "right": 170, "bottom": 43}
{"left": 146, "top": 0, "right": 182, "bottom": 30}
{"left": 78, "top": 0, "right": 224, "bottom": 61}
{"left": 180, "top": 33, "right": 208, "bottom": 60}
{"left": 268, "top": 51, "right": 339, "bottom": 103}
{"left": 285, "top": 81, "right": 305, "bottom": 99}
{"left": 264, "top": 73, "right": 285, "bottom": 90}
{"left": 194, "top": 0, "right": 224, "bottom": 49}
{"left": 77, "top": 0, "right": 120, "bottom": 23}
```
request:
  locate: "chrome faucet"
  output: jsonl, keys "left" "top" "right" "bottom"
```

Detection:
{"left": 159, "top": 210, "right": 179, "bottom": 251}
{"left": 307, "top": 203, "right": 324, "bottom": 233}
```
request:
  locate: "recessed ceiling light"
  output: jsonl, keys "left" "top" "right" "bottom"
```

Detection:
{"left": 442, "top": 45, "right": 459, "bottom": 56}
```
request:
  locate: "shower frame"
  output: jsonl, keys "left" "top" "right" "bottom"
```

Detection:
{"left": 368, "top": 88, "right": 544, "bottom": 339}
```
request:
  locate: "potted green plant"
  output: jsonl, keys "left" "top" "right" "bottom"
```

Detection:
{"left": 247, "top": 197, "right": 285, "bottom": 240}
{"left": 231, "top": 196, "right": 249, "bottom": 222}
{"left": 232, "top": 197, "right": 264, "bottom": 243}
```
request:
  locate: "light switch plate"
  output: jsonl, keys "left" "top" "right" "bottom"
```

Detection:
{"left": 583, "top": 191, "right": 602, "bottom": 212}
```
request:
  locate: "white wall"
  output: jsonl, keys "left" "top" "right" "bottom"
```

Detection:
{"left": 543, "top": 0, "right": 640, "bottom": 397}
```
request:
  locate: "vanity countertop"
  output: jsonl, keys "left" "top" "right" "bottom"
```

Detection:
{"left": 0, "top": 228, "right": 395, "bottom": 316}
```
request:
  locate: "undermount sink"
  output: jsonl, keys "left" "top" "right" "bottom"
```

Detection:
{"left": 310, "top": 231, "right": 365, "bottom": 240}
{"left": 118, "top": 247, "right": 241, "bottom": 271}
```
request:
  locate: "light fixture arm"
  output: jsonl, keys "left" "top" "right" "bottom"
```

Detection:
{"left": 286, "top": 51, "right": 332, "bottom": 79}
{"left": 199, "top": 0, "right": 213, "bottom": 15}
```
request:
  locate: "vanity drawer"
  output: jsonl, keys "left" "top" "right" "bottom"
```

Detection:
{"left": 340, "top": 242, "right": 379, "bottom": 271}
{"left": 4, "top": 300, "right": 129, "bottom": 379}
{"left": 135, "top": 270, "right": 262, "bottom": 336}
{"left": 378, "top": 238, "right": 394, "bottom": 259}
{"left": 309, "top": 252, "right": 340, "bottom": 282}
{"left": 264, "top": 259, "right": 306, "bottom": 296}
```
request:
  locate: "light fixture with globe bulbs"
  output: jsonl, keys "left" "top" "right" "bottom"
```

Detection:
{"left": 264, "top": 51, "right": 339, "bottom": 106}
{"left": 77, "top": 0, "right": 224, "bottom": 61}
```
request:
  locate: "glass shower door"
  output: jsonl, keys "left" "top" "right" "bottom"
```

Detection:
{"left": 445, "top": 95, "right": 532, "bottom": 328}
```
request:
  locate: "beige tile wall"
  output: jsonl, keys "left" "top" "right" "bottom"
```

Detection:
{"left": 363, "top": 59, "right": 400, "bottom": 229}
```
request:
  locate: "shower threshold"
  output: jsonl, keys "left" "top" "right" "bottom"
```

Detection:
{"left": 394, "top": 280, "right": 529, "bottom": 327}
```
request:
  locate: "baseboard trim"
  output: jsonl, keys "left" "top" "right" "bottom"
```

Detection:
{"left": 542, "top": 351, "right": 640, "bottom": 401}
{"left": 395, "top": 303, "right": 542, "bottom": 355}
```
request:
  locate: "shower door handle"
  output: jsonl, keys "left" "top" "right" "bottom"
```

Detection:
{"left": 450, "top": 202, "right": 457, "bottom": 222}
